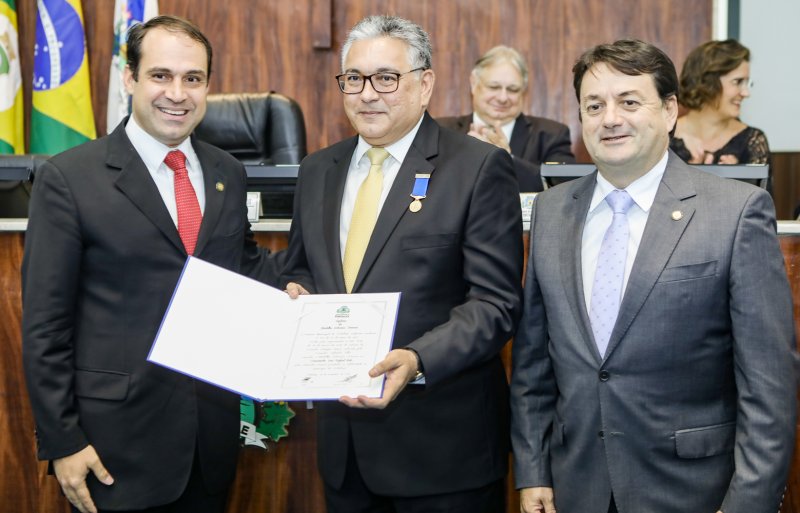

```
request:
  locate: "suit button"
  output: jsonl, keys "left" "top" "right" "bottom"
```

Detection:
{"left": 599, "top": 370, "right": 610, "bottom": 381}
{"left": 598, "top": 430, "right": 605, "bottom": 439}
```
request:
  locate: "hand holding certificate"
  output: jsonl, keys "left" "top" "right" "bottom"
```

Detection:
{"left": 337, "top": 347, "right": 420, "bottom": 409}
{"left": 148, "top": 257, "right": 400, "bottom": 401}
{"left": 285, "top": 281, "right": 421, "bottom": 409}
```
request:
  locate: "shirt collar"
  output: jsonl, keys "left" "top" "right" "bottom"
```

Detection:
{"left": 589, "top": 150, "right": 668, "bottom": 214}
{"left": 125, "top": 115, "right": 198, "bottom": 171}
{"left": 353, "top": 113, "right": 426, "bottom": 166}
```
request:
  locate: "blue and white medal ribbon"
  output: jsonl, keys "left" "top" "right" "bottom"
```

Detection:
{"left": 409, "top": 173, "right": 430, "bottom": 212}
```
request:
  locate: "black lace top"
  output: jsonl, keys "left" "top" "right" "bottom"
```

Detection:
{"left": 670, "top": 126, "right": 770, "bottom": 164}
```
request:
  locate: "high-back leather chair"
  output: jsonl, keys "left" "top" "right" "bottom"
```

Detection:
{"left": 0, "top": 154, "right": 48, "bottom": 218}
{"left": 193, "top": 92, "right": 307, "bottom": 165}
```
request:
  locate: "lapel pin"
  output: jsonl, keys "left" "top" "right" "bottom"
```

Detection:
{"left": 216, "top": 182, "right": 225, "bottom": 192}
{"left": 671, "top": 210, "right": 683, "bottom": 221}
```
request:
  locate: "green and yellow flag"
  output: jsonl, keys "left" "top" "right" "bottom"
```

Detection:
{"left": 0, "top": 0, "right": 23, "bottom": 154}
{"left": 31, "top": 0, "right": 96, "bottom": 154}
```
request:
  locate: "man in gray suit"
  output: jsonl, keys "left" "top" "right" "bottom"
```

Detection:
{"left": 510, "top": 39, "right": 797, "bottom": 513}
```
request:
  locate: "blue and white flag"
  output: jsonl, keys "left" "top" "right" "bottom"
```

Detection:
{"left": 106, "top": 0, "right": 157, "bottom": 133}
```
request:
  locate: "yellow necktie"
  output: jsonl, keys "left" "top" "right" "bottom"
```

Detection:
{"left": 342, "top": 147, "right": 390, "bottom": 292}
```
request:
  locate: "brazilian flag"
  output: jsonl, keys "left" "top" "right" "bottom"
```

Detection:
{"left": 0, "top": 0, "right": 23, "bottom": 154}
{"left": 31, "top": 0, "right": 96, "bottom": 155}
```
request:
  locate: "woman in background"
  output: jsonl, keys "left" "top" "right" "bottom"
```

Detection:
{"left": 671, "top": 39, "right": 769, "bottom": 164}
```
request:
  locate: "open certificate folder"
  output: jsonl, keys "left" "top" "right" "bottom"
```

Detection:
{"left": 148, "top": 257, "right": 400, "bottom": 401}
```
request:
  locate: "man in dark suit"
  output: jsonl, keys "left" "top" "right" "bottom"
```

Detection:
{"left": 282, "top": 15, "right": 523, "bottom": 513}
{"left": 437, "top": 45, "right": 574, "bottom": 192}
{"left": 510, "top": 39, "right": 797, "bottom": 513}
{"left": 22, "top": 16, "right": 279, "bottom": 513}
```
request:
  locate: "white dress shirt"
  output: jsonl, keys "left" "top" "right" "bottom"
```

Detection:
{"left": 125, "top": 115, "right": 206, "bottom": 227}
{"left": 473, "top": 112, "right": 516, "bottom": 144}
{"left": 339, "top": 114, "right": 425, "bottom": 260}
{"left": 581, "top": 150, "right": 668, "bottom": 313}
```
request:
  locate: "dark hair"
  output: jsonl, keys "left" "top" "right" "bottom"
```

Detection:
{"left": 127, "top": 15, "right": 213, "bottom": 81}
{"left": 572, "top": 39, "right": 678, "bottom": 104}
{"left": 678, "top": 39, "right": 749, "bottom": 110}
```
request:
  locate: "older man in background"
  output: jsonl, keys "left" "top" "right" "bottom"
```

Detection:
{"left": 438, "top": 45, "right": 574, "bottom": 191}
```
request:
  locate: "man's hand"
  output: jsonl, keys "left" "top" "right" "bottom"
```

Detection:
{"left": 520, "top": 486, "right": 556, "bottom": 513}
{"left": 467, "top": 122, "right": 512, "bottom": 153}
{"left": 339, "top": 348, "right": 419, "bottom": 409}
{"left": 52, "top": 445, "right": 114, "bottom": 513}
{"left": 285, "top": 282, "right": 310, "bottom": 299}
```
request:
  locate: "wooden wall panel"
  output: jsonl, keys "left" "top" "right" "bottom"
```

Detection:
{"left": 17, "top": 0, "right": 794, "bottom": 217}
{"left": 15, "top": 0, "right": 711, "bottom": 153}
{"left": 561, "top": 0, "right": 711, "bottom": 160}
{"left": 0, "top": 232, "right": 71, "bottom": 513}
{"left": 773, "top": 154, "right": 800, "bottom": 220}
{"left": 0, "top": 233, "right": 38, "bottom": 513}
{"left": 779, "top": 235, "right": 800, "bottom": 513}
{"left": 19, "top": 0, "right": 798, "bottom": 215}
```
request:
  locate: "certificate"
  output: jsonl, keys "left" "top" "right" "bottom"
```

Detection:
{"left": 148, "top": 257, "right": 400, "bottom": 401}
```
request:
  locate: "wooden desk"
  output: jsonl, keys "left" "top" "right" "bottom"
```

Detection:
{"left": 1, "top": 221, "right": 798, "bottom": 513}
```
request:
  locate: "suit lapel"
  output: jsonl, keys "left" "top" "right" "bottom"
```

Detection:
{"left": 193, "top": 140, "right": 226, "bottom": 255}
{"left": 325, "top": 139, "right": 357, "bottom": 292}
{"left": 603, "top": 155, "right": 697, "bottom": 360}
{"left": 350, "top": 114, "right": 437, "bottom": 292}
{"left": 110, "top": 123, "right": 185, "bottom": 254}
{"left": 560, "top": 174, "right": 601, "bottom": 362}
{"left": 509, "top": 114, "right": 530, "bottom": 157}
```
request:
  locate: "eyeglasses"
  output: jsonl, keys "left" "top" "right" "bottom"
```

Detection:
{"left": 336, "top": 68, "right": 426, "bottom": 94}
{"left": 731, "top": 77, "right": 754, "bottom": 91}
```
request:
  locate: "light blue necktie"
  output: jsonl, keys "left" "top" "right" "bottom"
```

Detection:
{"left": 589, "top": 190, "right": 635, "bottom": 357}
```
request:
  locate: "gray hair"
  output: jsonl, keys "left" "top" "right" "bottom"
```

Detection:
{"left": 472, "top": 45, "right": 529, "bottom": 89}
{"left": 341, "top": 15, "right": 433, "bottom": 72}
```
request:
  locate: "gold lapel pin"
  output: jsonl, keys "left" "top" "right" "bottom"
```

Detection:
{"left": 216, "top": 182, "right": 225, "bottom": 192}
{"left": 671, "top": 210, "right": 683, "bottom": 221}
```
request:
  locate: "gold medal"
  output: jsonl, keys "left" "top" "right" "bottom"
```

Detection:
{"left": 216, "top": 182, "right": 225, "bottom": 192}
{"left": 409, "top": 199, "right": 422, "bottom": 212}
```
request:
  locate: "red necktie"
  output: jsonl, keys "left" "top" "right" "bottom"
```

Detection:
{"left": 164, "top": 150, "right": 202, "bottom": 255}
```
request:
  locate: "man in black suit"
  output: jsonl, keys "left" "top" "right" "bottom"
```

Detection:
{"left": 22, "top": 16, "right": 278, "bottom": 513}
{"left": 438, "top": 45, "right": 575, "bottom": 192}
{"left": 283, "top": 15, "right": 523, "bottom": 513}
